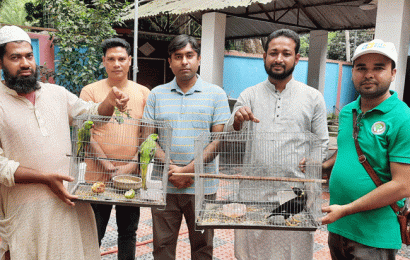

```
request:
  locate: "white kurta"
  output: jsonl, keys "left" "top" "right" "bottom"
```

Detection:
{"left": 225, "top": 78, "right": 329, "bottom": 260}
{"left": 0, "top": 82, "right": 101, "bottom": 260}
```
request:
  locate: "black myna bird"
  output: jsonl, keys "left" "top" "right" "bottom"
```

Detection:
{"left": 267, "top": 187, "right": 307, "bottom": 225}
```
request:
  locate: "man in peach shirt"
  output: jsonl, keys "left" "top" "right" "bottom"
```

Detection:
{"left": 80, "top": 38, "right": 150, "bottom": 260}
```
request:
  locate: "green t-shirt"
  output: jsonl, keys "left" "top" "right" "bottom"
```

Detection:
{"left": 328, "top": 91, "right": 410, "bottom": 249}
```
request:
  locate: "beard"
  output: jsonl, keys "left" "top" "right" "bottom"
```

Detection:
{"left": 265, "top": 62, "right": 295, "bottom": 80}
{"left": 355, "top": 81, "right": 390, "bottom": 99}
{"left": 2, "top": 65, "right": 40, "bottom": 94}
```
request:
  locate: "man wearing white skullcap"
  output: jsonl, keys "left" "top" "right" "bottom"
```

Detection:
{"left": 0, "top": 25, "right": 130, "bottom": 260}
{"left": 0, "top": 25, "right": 32, "bottom": 45}
{"left": 320, "top": 39, "right": 410, "bottom": 259}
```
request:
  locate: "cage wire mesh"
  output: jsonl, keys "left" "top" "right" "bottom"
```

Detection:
{"left": 68, "top": 114, "right": 172, "bottom": 207}
{"left": 194, "top": 131, "right": 324, "bottom": 231}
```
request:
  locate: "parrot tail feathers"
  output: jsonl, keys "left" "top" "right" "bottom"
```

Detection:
{"left": 141, "top": 167, "right": 147, "bottom": 190}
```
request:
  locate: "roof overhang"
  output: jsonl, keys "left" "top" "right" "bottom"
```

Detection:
{"left": 125, "top": 0, "right": 377, "bottom": 39}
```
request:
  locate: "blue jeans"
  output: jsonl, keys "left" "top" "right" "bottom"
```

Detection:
{"left": 328, "top": 232, "right": 398, "bottom": 260}
{"left": 91, "top": 204, "right": 140, "bottom": 260}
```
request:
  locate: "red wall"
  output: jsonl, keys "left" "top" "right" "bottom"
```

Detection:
{"left": 28, "top": 32, "right": 55, "bottom": 83}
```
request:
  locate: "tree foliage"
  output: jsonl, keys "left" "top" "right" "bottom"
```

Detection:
{"left": 299, "top": 33, "right": 310, "bottom": 57}
{"left": 227, "top": 29, "right": 374, "bottom": 62}
{"left": 299, "top": 30, "right": 374, "bottom": 60}
{"left": 225, "top": 38, "right": 264, "bottom": 54}
{"left": 328, "top": 30, "right": 374, "bottom": 61}
{"left": 24, "top": 0, "right": 46, "bottom": 27}
{"left": 45, "top": 0, "right": 131, "bottom": 95}
{"left": 0, "top": 0, "right": 34, "bottom": 26}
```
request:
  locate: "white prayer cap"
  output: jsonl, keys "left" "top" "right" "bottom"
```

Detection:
{"left": 0, "top": 25, "right": 31, "bottom": 45}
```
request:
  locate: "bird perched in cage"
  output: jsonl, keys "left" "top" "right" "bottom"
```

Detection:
{"left": 76, "top": 120, "right": 94, "bottom": 158}
{"left": 114, "top": 106, "right": 132, "bottom": 124}
{"left": 267, "top": 187, "right": 307, "bottom": 225}
{"left": 139, "top": 133, "right": 158, "bottom": 190}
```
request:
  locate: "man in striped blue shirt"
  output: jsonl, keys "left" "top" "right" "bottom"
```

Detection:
{"left": 143, "top": 34, "right": 231, "bottom": 259}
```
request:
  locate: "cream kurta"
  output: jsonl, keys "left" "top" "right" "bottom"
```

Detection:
{"left": 0, "top": 82, "right": 101, "bottom": 260}
{"left": 225, "top": 78, "right": 329, "bottom": 260}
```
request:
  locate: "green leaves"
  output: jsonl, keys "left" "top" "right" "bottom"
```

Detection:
{"left": 45, "top": 0, "right": 131, "bottom": 95}
{"left": 0, "top": 0, "right": 34, "bottom": 26}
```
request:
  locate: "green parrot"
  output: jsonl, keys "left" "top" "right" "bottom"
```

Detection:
{"left": 76, "top": 120, "right": 94, "bottom": 158}
{"left": 139, "top": 133, "right": 158, "bottom": 190}
{"left": 114, "top": 107, "right": 124, "bottom": 124}
{"left": 114, "top": 107, "right": 132, "bottom": 124}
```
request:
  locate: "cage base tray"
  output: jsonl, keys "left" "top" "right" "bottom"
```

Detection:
{"left": 196, "top": 223, "right": 318, "bottom": 231}
{"left": 196, "top": 201, "right": 319, "bottom": 231}
{"left": 71, "top": 182, "right": 165, "bottom": 207}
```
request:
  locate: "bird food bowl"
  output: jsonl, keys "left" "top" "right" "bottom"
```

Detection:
{"left": 112, "top": 175, "right": 142, "bottom": 190}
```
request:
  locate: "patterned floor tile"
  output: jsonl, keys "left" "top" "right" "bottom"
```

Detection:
{"left": 213, "top": 242, "right": 236, "bottom": 260}
{"left": 100, "top": 197, "right": 410, "bottom": 260}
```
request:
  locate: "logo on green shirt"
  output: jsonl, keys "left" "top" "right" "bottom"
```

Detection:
{"left": 371, "top": 121, "right": 386, "bottom": 135}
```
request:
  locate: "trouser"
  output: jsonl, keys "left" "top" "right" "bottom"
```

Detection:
{"left": 234, "top": 229, "right": 314, "bottom": 260}
{"left": 328, "top": 232, "right": 398, "bottom": 260}
{"left": 151, "top": 193, "right": 215, "bottom": 260}
{"left": 91, "top": 204, "right": 140, "bottom": 260}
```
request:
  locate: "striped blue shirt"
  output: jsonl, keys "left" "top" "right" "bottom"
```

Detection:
{"left": 143, "top": 75, "right": 231, "bottom": 194}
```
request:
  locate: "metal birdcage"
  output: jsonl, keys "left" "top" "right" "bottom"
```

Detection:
{"left": 194, "top": 131, "right": 324, "bottom": 231}
{"left": 68, "top": 114, "right": 172, "bottom": 208}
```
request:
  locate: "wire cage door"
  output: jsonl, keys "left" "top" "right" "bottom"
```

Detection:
{"left": 194, "top": 131, "right": 324, "bottom": 231}
{"left": 68, "top": 114, "right": 172, "bottom": 208}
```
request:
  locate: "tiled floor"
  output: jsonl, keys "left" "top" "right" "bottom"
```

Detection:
{"left": 100, "top": 191, "right": 410, "bottom": 260}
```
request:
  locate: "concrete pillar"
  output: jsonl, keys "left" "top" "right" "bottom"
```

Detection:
{"left": 307, "top": 30, "right": 328, "bottom": 94}
{"left": 374, "top": 0, "right": 410, "bottom": 99}
{"left": 200, "top": 12, "right": 226, "bottom": 87}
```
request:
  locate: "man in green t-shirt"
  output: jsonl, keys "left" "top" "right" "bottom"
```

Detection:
{"left": 321, "top": 39, "right": 410, "bottom": 259}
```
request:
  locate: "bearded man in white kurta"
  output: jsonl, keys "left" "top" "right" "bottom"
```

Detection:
{"left": 0, "top": 25, "right": 129, "bottom": 260}
{"left": 225, "top": 29, "right": 329, "bottom": 260}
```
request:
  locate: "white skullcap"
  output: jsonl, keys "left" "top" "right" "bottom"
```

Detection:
{"left": 0, "top": 25, "right": 31, "bottom": 45}
{"left": 352, "top": 39, "right": 397, "bottom": 64}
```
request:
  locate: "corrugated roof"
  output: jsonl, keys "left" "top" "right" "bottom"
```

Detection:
{"left": 126, "top": 0, "right": 377, "bottom": 39}
{"left": 127, "top": 0, "right": 274, "bottom": 19}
